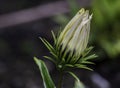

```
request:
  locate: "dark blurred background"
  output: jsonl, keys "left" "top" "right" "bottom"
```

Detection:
{"left": 0, "top": 0, "right": 120, "bottom": 88}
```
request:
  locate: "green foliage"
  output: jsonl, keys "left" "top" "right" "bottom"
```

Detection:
{"left": 34, "top": 57, "right": 56, "bottom": 88}
{"left": 69, "top": 72, "right": 85, "bottom": 88}
{"left": 34, "top": 57, "right": 86, "bottom": 88}
{"left": 67, "top": 0, "right": 79, "bottom": 16}
{"left": 74, "top": 80, "right": 85, "bottom": 88}
{"left": 91, "top": 0, "right": 120, "bottom": 58}
{"left": 68, "top": 72, "right": 85, "bottom": 88}
{"left": 40, "top": 31, "right": 97, "bottom": 71}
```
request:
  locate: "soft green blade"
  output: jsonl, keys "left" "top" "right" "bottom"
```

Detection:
{"left": 51, "top": 30, "right": 57, "bottom": 44}
{"left": 40, "top": 37, "right": 55, "bottom": 53}
{"left": 84, "top": 54, "right": 98, "bottom": 60}
{"left": 34, "top": 57, "right": 56, "bottom": 88}
{"left": 74, "top": 64, "right": 93, "bottom": 71}
{"left": 74, "top": 80, "right": 85, "bottom": 88}
{"left": 67, "top": 0, "right": 79, "bottom": 16}
{"left": 43, "top": 56, "right": 56, "bottom": 63}
{"left": 68, "top": 72, "right": 85, "bottom": 88}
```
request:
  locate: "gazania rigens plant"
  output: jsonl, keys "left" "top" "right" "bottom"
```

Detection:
{"left": 34, "top": 8, "right": 97, "bottom": 88}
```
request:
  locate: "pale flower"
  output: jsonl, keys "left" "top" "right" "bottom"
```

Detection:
{"left": 57, "top": 8, "right": 92, "bottom": 56}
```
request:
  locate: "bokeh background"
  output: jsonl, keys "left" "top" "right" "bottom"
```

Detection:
{"left": 0, "top": 0, "right": 120, "bottom": 88}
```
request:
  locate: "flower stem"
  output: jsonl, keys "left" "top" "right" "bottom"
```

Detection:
{"left": 57, "top": 70, "right": 63, "bottom": 88}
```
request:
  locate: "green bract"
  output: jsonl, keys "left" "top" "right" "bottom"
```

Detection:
{"left": 40, "top": 8, "right": 97, "bottom": 71}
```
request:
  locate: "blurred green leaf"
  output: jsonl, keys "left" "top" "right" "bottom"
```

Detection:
{"left": 53, "top": 14, "right": 69, "bottom": 26}
{"left": 67, "top": 0, "right": 79, "bottom": 16}
{"left": 43, "top": 56, "right": 56, "bottom": 63}
{"left": 34, "top": 57, "right": 56, "bottom": 88}
{"left": 74, "top": 80, "right": 85, "bottom": 88}
{"left": 74, "top": 64, "right": 93, "bottom": 71}
{"left": 68, "top": 72, "right": 85, "bottom": 88}
{"left": 40, "top": 37, "right": 55, "bottom": 53}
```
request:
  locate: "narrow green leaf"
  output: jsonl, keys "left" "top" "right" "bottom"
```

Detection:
{"left": 34, "top": 57, "right": 56, "bottom": 88}
{"left": 84, "top": 54, "right": 98, "bottom": 61}
{"left": 74, "top": 80, "right": 85, "bottom": 88}
{"left": 80, "top": 61, "right": 95, "bottom": 65}
{"left": 68, "top": 72, "right": 85, "bottom": 88}
{"left": 68, "top": 72, "right": 79, "bottom": 81}
{"left": 43, "top": 38, "right": 54, "bottom": 51}
{"left": 82, "top": 47, "right": 93, "bottom": 57}
{"left": 75, "top": 64, "right": 93, "bottom": 71}
{"left": 40, "top": 37, "right": 55, "bottom": 53}
{"left": 50, "top": 52, "right": 58, "bottom": 59}
{"left": 43, "top": 56, "right": 56, "bottom": 63}
{"left": 51, "top": 31, "right": 57, "bottom": 44}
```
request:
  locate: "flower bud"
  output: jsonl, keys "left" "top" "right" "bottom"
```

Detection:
{"left": 58, "top": 8, "right": 92, "bottom": 56}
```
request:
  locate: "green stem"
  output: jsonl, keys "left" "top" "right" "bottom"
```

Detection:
{"left": 57, "top": 70, "right": 63, "bottom": 88}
